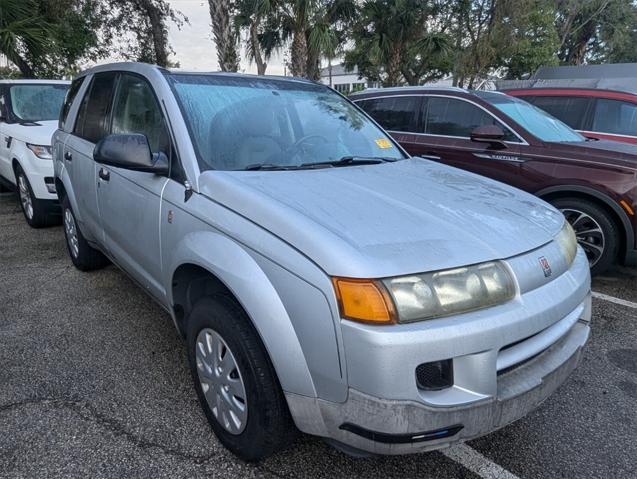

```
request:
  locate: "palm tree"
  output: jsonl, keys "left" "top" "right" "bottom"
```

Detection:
{"left": 272, "top": 0, "right": 355, "bottom": 79}
{"left": 209, "top": 0, "right": 240, "bottom": 71}
{"left": 0, "top": 0, "right": 52, "bottom": 78}
{"left": 306, "top": 0, "right": 356, "bottom": 80}
{"left": 345, "top": 0, "right": 451, "bottom": 86}
{"left": 235, "top": 0, "right": 279, "bottom": 75}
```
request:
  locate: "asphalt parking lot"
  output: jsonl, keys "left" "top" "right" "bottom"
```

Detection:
{"left": 1, "top": 191, "right": 636, "bottom": 479}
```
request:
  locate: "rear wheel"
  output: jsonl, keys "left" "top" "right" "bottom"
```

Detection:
{"left": 186, "top": 294, "right": 297, "bottom": 462}
{"left": 15, "top": 165, "right": 51, "bottom": 228}
{"left": 551, "top": 197, "right": 619, "bottom": 275}
{"left": 61, "top": 195, "right": 109, "bottom": 271}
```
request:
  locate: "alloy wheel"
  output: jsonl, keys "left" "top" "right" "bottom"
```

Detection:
{"left": 561, "top": 208, "right": 605, "bottom": 267}
{"left": 18, "top": 175, "right": 33, "bottom": 220}
{"left": 64, "top": 208, "right": 80, "bottom": 258}
{"left": 195, "top": 328, "right": 248, "bottom": 435}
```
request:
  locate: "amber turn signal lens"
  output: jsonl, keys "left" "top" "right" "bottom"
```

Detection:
{"left": 332, "top": 277, "right": 397, "bottom": 324}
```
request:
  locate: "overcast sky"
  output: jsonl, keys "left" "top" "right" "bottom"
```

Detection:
{"left": 166, "top": 0, "right": 286, "bottom": 74}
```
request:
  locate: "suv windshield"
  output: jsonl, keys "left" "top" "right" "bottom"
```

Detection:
{"left": 476, "top": 91, "right": 585, "bottom": 143}
{"left": 9, "top": 84, "right": 68, "bottom": 122}
{"left": 167, "top": 74, "right": 405, "bottom": 171}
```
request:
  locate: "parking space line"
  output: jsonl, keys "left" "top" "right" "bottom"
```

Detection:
{"left": 441, "top": 444, "right": 520, "bottom": 479}
{"left": 592, "top": 291, "right": 637, "bottom": 310}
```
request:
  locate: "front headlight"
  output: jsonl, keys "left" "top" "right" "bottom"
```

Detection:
{"left": 555, "top": 220, "right": 577, "bottom": 267}
{"left": 383, "top": 262, "right": 516, "bottom": 323}
{"left": 27, "top": 143, "right": 52, "bottom": 160}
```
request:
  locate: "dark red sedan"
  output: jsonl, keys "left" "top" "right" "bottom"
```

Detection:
{"left": 504, "top": 87, "right": 637, "bottom": 145}
{"left": 351, "top": 87, "right": 637, "bottom": 274}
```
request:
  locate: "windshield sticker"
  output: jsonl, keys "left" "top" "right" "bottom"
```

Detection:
{"left": 375, "top": 138, "right": 393, "bottom": 149}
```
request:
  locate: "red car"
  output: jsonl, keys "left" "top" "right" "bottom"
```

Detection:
{"left": 351, "top": 87, "right": 637, "bottom": 274}
{"left": 504, "top": 88, "right": 637, "bottom": 145}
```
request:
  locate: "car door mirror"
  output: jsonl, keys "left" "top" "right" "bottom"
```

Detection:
{"left": 470, "top": 125, "right": 507, "bottom": 148}
{"left": 93, "top": 133, "right": 169, "bottom": 175}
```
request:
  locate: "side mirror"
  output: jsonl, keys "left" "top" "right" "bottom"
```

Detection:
{"left": 93, "top": 133, "right": 169, "bottom": 175}
{"left": 470, "top": 125, "right": 507, "bottom": 148}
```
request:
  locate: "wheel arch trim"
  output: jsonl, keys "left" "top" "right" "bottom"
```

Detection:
{"left": 167, "top": 231, "right": 318, "bottom": 398}
{"left": 536, "top": 184, "right": 635, "bottom": 253}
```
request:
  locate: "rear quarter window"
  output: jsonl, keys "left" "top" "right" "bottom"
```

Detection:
{"left": 59, "top": 77, "right": 84, "bottom": 131}
{"left": 356, "top": 96, "right": 421, "bottom": 133}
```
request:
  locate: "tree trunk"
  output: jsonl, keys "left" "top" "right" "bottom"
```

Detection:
{"left": 139, "top": 0, "right": 169, "bottom": 66}
{"left": 8, "top": 53, "right": 35, "bottom": 78}
{"left": 306, "top": 45, "right": 320, "bottom": 81}
{"left": 290, "top": 28, "right": 307, "bottom": 78}
{"left": 250, "top": 19, "right": 266, "bottom": 75}
{"left": 385, "top": 47, "right": 401, "bottom": 87}
{"left": 208, "top": 0, "right": 240, "bottom": 72}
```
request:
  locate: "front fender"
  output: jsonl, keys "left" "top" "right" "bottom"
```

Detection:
{"left": 167, "top": 231, "right": 318, "bottom": 398}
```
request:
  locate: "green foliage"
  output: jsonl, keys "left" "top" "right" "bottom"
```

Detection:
{"left": 497, "top": 1, "right": 560, "bottom": 79}
{"left": 344, "top": 0, "right": 452, "bottom": 87}
{"left": 0, "top": 0, "right": 53, "bottom": 77}
{"left": 0, "top": 65, "right": 21, "bottom": 79}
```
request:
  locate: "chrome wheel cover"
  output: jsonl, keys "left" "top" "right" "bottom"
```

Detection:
{"left": 561, "top": 208, "right": 605, "bottom": 267}
{"left": 196, "top": 328, "right": 248, "bottom": 435}
{"left": 18, "top": 175, "right": 33, "bottom": 220}
{"left": 64, "top": 208, "right": 80, "bottom": 258}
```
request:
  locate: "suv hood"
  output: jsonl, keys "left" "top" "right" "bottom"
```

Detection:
{"left": 199, "top": 158, "right": 564, "bottom": 278}
{"left": 2, "top": 120, "right": 58, "bottom": 146}
{"left": 550, "top": 139, "right": 637, "bottom": 171}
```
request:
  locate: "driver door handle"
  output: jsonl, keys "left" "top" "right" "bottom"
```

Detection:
{"left": 98, "top": 167, "right": 110, "bottom": 181}
{"left": 64, "top": 151, "right": 73, "bottom": 161}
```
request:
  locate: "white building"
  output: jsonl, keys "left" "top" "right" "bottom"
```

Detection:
{"left": 319, "top": 64, "right": 380, "bottom": 93}
{"left": 319, "top": 63, "right": 461, "bottom": 93}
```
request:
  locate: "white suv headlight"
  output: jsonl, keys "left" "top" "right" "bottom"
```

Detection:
{"left": 383, "top": 261, "right": 516, "bottom": 323}
{"left": 555, "top": 221, "right": 577, "bottom": 267}
{"left": 27, "top": 143, "right": 52, "bottom": 160}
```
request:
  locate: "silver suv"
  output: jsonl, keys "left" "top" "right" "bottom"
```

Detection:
{"left": 53, "top": 63, "right": 591, "bottom": 461}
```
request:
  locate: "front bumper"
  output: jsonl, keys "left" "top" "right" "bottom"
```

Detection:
{"left": 286, "top": 246, "right": 591, "bottom": 455}
{"left": 287, "top": 311, "right": 589, "bottom": 454}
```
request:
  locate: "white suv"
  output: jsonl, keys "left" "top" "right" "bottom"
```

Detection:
{"left": 0, "top": 80, "right": 69, "bottom": 227}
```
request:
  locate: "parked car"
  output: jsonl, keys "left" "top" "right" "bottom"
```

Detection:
{"left": 54, "top": 63, "right": 591, "bottom": 461}
{"left": 351, "top": 87, "right": 637, "bottom": 275}
{"left": 503, "top": 87, "right": 637, "bottom": 145}
{"left": 0, "top": 80, "right": 69, "bottom": 226}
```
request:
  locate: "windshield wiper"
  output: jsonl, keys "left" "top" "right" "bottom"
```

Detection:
{"left": 242, "top": 163, "right": 298, "bottom": 171}
{"left": 299, "top": 156, "right": 398, "bottom": 169}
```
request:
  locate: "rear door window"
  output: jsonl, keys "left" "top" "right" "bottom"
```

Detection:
{"left": 73, "top": 72, "right": 118, "bottom": 143}
{"left": 592, "top": 98, "right": 637, "bottom": 137}
{"left": 423, "top": 96, "right": 518, "bottom": 141}
{"left": 356, "top": 96, "right": 421, "bottom": 133}
{"left": 525, "top": 96, "right": 592, "bottom": 130}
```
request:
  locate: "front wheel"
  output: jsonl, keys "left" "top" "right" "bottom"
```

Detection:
{"left": 551, "top": 197, "right": 619, "bottom": 276}
{"left": 15, "top": 165, "right": 52, "bottom": 228}
{"left": 186, "top": 294, "right": 297, "bottom": 462}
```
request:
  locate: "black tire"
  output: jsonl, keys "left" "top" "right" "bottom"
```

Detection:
{"left": 186, "top": 294, "right": 297, "bottom": 462}
{"left": 60, "top": 195, "right": 109, "bottom": 271}
{"left": 551, "top": 197, "right": 619, "bottom": 276}
{"left": 14, "top": 165, "right": 54, "bottom": 228}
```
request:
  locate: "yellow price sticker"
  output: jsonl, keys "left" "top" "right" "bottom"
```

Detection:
{"left": 375, "top": 138, "right": 393, "bottom": 149}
